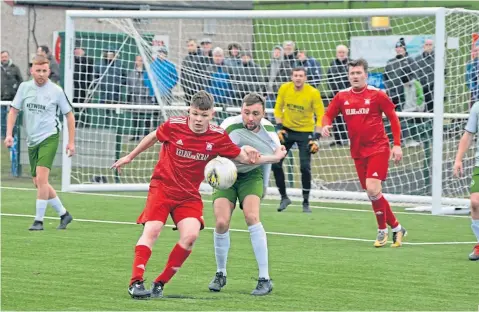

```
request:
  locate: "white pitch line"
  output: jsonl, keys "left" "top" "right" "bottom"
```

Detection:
{"left": 2, "top": 213, "right": 476, "bottom": 246}
{"left": 0, "top": 186, "right": 469, "bottom": 219}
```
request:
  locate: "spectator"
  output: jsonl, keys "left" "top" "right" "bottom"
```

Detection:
{"left": 206, "top": 47, "right": 235, "bottom": 121}
{"left": 327, "top": 44, "right": 350, "bottom": 146}
{"left": 283, "top": 41, "right": 297, "bottom": 69}
{"left": 37, "top": 45, "right": 61, "bottom": 84}
{"left": 127, "top": 55, "right": 152, "bottom": 141}
{"left": 181, "top": 39, "right": 205, "bottom": 104}
{"left": 295, "top": 49, "right": 322, "bottom": 88}
{"left": 145, "top": 46, "right": 178, "bottom": 106}
{"left": 414, "top": 39, "right": 435, "bottom": 112}
{"left": 466, "top": 43, "right": 479, "bottom": 108}
{"left": 73, "top": 44, "right": 94, "bottom": 104}
{"left": 231, "top": 50, "right": 263, "bottom": 100}
{"left": 265, "top": 45, "right": 292, "bottom": 119}
{"left": 199, "top": 37, "right": 214, "bottom": 66}
{"left": 94, "top": 47, "right": 126, "bottom": 104}
{"left": 1, "top": 50, "right": 23, "bottom": 138}
{"left": 224, "top": 42, "right": 243, "bottom": 68}
{"left": 383, "top": 37, "right": 417, "bottom": 110}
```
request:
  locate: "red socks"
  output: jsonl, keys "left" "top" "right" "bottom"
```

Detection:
{"left": 370, "top": 193, "right": 399, "bottom": 230}
{"left": 154, "top": 243, "right": 192, "bottom": 285}
{"left": 130, "top": 245, "right": 152, "bottom": 285}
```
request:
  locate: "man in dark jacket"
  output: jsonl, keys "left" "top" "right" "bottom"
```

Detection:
{"left": 73, "top": 45, "right": 94, "bottom": 104}
{"left": 383, "top": 38, "right": 417, "bottom": 110}
{"left": 37, "top": 45, "right": 61, "bottom": 84}
{"left": 326, "top": 44, "right": 350, "bottom": 146}
{"left": 181, "top": 39, "right": 205, "bottom": 104}
{"left": 296, "top": 50, "right": 322, "bottom": 88}
{"left": 231, "top": 50, "right": 263, "bottom": 101}
{"left": 414, "top": 39, "right": 435, "bottom": 112}
{"left": 94, "top": 47, "right": 127, "bottom": 103}
{"left": 1, "top": 50, "right": 23, "bottom": 137}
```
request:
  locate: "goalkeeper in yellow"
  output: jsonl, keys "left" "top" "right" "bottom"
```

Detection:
{"left": 273, "top": 66, "right": 324, "bottom": 213}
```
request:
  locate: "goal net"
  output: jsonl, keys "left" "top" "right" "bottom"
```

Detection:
{"left": 61, "top": 8, "right": 479, "bottom": 210}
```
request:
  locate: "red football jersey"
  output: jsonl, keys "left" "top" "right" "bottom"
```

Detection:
{"left": 151, "top": 116, "right": 241, "bottom": 200}
{"left": 324, "top": 85, "right": 399, "bottom": 159}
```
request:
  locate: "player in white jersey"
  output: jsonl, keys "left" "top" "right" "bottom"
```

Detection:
{"left": 4, "top": 55, "right": 76, "bottom": 231}
{"left": 453, "top": 100, "right": 479, "bottom": 261}
{"left": 208, "top": 93, "right": 286, "bottom": 296}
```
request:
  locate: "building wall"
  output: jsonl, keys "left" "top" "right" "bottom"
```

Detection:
{"left": 1, "top": 2, "right": 253, "bottom": 80}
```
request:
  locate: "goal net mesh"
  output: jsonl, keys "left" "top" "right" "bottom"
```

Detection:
{"left": 66, "top": 9, "right": 478, "bottom": 203}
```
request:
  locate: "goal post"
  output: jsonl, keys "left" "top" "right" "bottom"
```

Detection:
{"left": 61, "top": 7, "right": 478, "bottom": 213}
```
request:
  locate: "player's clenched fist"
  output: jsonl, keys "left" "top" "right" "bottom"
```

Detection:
{"left": 390, "top": 145, "right": 403, "bottom": 164}
{"left": 4, "top": 136, "right": 13, "bottom": 148}
{"left": 111, "top": 155, "right": 133, "bottom": 173}
{"left": 242, "top": 145, "right": 260, "bottom": 164}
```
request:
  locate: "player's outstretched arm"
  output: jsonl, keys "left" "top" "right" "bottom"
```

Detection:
{"left": 257, "top": 145, "right": 287, "bottom": 164}
{"left": 65, "top": 112, "right": 76, "bottom": 157}
{"left": 111, "top": 130, "right": 158, "bottom": 172}
{"left": 4, "top": 107, "right": 19, "bottom": 148}
{"left": 454, "top": 131, "right": 474, "bottom": 177}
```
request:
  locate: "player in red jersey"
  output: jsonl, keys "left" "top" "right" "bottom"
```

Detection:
{"left": 322, "top": 58, "right": 407, "bottom": 248}
{"left": 112, "top": 91, "right": 286, "bottom": 299}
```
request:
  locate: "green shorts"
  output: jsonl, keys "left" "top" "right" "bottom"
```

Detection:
{"left": 212, "top": 167, "right": 264, "bottom": 209}
{"left": 471, "top": 167, "right": 479, "bottom": 193}
{"left": 28, "top": 133, "right": 60, "bottom": 177}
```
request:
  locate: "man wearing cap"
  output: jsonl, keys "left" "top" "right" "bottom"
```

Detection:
{"left": 383, "top": 38, "right": 417, "bottom": 110}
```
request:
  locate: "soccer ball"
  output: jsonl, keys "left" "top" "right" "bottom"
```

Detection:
{"left": 204, "top": 157, "right": 237, "bottom": 190}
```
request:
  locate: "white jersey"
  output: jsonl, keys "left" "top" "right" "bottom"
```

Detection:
{"left": 11, "top": 80, "right": 72, "bottom": 147}
{"left": 221, "top": 115, "right": 281, "bottom": 186}
{"left": 465, "top": 101, "right": 479, "bottom": 166}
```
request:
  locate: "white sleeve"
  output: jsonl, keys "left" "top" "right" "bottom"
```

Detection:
{"left": 465, "top": 102, "right": 479, "bottom": 134}
{"left": 262, "top": 164, "right": 272, "bottom": 188}
{"left": 11, "top": 83, "right": 24, "bottom": 110}
{"left": 58, "top": 89, "right": 73, "bottom": 115}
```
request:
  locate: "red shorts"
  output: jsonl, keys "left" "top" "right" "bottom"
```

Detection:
{"left": 137, "top": 181, "right": 205, "bottom": 229}
{"left": 353, "top": 151, "right": 390, "bottom": 190}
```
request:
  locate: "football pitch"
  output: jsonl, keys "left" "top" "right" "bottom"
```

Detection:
{"left": 1, "top": 183, "right": 478, "bottom": 311}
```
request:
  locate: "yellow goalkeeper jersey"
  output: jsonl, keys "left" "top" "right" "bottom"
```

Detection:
{"left": 274, "top": 82, "right": 324, "bottom": 132}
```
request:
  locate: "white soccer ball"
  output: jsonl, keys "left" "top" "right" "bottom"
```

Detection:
{"left": 204, "top": 157, "right": 238, "bottom": 190}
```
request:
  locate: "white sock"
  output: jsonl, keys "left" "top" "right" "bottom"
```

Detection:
{"left": 379, "top": 228, "right": 388, "bottom": 233}
{"left": 392, "top": 224, "right": 402, "bottom": 232}
{"left": 472, "top": 219, "right": 479, "bottom": 242}
{"left": 48, "top": 196, "right": 67, "bottom": 216}
{"left": 214, "top": 230, "right": 230, "bottom": 276}
{"left": 248, "top": 222, "right": 270, "bottom": 280}
{"left": 35, "top": 199, "right": 48, "bottom": 222}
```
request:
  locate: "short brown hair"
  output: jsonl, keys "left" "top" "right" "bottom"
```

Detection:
{"left": 31, "top": 55, "right": 50, "bottom": 66}
{"left": 243, "top": 92, "right": 265, "bottom": 109}
{"left": 348, "top": 58, "right": 368, "bottom": 72}
{"left": 191, "top": 90, "right": 214, "bottom": 110}
{"left": 291, "top": 66, "right": 307, "bottom": 75}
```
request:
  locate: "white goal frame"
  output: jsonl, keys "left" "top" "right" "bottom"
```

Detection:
{"left": 62, "top": 7, "right": 470, "bottom": 214}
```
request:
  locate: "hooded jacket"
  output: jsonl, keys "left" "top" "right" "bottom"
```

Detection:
{"left": 265, "top": 45, "right": 291, "bottom": 96}
{"left": 383, "top": 53, "right": 417, "bottom": 106}
{"left": 145, "top": 57, "right": 178, "bottom": 97}
{"left": 224, "top": 42, "right": 243, "bottom": 68}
